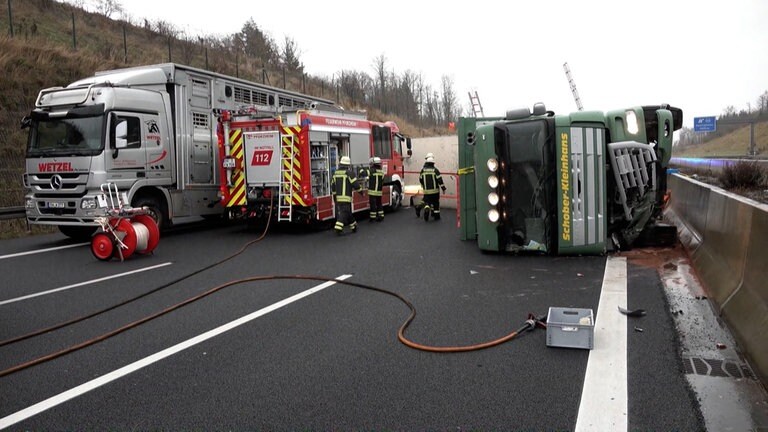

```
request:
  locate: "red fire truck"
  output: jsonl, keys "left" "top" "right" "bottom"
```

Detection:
{"left": 215, "top": 104, "right": 412, "bottom": 224}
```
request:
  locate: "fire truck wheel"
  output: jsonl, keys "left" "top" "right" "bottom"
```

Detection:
{"left": 113, "top": 218, "right": 138, "bottom": 259}
{"left": 91, "top": 232, "right": 115, "bottom": 261}
{"left": 390, "top": 183, "right": 403, "bottom": 211}
{"left": 132, "top": 196, "right": 166, "bottom": 230}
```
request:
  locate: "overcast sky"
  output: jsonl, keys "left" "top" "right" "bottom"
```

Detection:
{"left": 113, "top": 0, "right": 767, "bottom": 128}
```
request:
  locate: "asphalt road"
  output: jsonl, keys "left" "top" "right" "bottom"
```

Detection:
{"left": 0, "top": 208, "right": 706, "bottom": 430}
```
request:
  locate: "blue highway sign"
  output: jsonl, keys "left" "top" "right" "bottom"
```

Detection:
{"left": 693, "top": 116, "right": 716, "bottom": 132}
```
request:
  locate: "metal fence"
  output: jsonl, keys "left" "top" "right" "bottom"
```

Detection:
{"left": 0, "top": 141, "right": 26, "bottom": 211}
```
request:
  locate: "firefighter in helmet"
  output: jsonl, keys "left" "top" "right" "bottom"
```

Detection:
{"left": 367, "top": 157, "right": 385, "bottom": 222}
{"left": 415, "top": 153, "right": 446, "bottom": 221}
{"left": 332, "top": 156, "right": 360, "bottom": 234}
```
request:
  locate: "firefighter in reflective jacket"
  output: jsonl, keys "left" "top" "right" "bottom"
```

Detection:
{"left": 415, "top": 154, "right": 446, "bottom": 221}
{"left": 332, "top": 156, "right": 360, "bottom": 234}
{"left": 367, "top": 157, "right": 385, "bottom": 222}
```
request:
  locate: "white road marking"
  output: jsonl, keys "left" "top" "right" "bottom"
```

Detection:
{"left": 0, "top": 274, "right": 352, "bottom": 429}
{"left": 0, "top": 243, "right": 88, "bottom": 260}
{"left": 575, "top": 256, "right": 628, "bottom": 432}
{"left": 0, "top": 262, "right": 173, "bottom": 306}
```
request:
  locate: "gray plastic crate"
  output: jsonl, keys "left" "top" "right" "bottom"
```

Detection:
{"left": 546, "top": 307, "right": 594, "bottom": 349}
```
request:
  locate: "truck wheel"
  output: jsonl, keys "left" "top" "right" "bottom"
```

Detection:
{"left": 58, "top": 225, "right": 97, "bottom": 240}
{"left": 388, "top": 183, "right": 403, "bottom": 212}
{"left": 132, "top": 196, "right": 166, "bottom": 230}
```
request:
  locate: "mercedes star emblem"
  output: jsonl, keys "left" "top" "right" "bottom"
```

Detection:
{"left": 50, "top": 174, "right": 63, "bottom": 190}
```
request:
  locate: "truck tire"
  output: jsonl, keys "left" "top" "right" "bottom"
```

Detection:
{"left": 58, "top": 225, "right": 97, "bottom": 241}
{"left": 132, "top": 196, "right": 167, "bottom": 230}
{"left": 387, "top": 183, "right": 403, "bottom": 212}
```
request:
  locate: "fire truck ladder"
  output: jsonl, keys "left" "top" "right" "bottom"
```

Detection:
{"left": 278, "top": 135, "right": 296, "bottom": 222}
{"left": 468, "top": 90, "right": 485, "bottom": 117}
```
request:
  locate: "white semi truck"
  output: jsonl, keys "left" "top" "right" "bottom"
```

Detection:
{"left": 22, "top": 63, "right": 333, "bottom": 239}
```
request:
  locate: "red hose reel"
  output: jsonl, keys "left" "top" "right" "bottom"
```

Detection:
{"left": 91, "top": 214, "right": 159, "bottom": 261}
{"left": 90, "top": 183, "right": 160, "bottom": 261}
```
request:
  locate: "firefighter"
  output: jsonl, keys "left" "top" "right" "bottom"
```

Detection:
{"left": 367, "top": 157, "right": 385, "bottom": 222}
{"left": 358, "top": 160, "right": 371, "bottom": 181}
{"left": 415, "top": 154, "right": 446, "bottom": 221}
{"left": 332, "top": 156, "right": 360, "bottom": 234}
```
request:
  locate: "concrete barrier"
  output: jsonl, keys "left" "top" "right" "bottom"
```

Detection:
{"left": 404, "top": 136, "right": 459, "bottom": 209}
{"left": 667, "top": 173, "right": 768, "bottom": 385}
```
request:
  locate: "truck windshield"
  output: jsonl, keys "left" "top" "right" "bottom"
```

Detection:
{"left": 27, "top": 111, "right": 105, "bottom": 158}
{"left": 496, "top": 119, "right": 553, "bottom": 246}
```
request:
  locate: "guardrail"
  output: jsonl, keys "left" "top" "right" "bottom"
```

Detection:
{"left": 0, "top": 207, "right": 25, "bottom": 220}
{"left": 666, "top": 173, "right": 768, "bottom": 386}
{"left": 671, "top": 157, "right": 768, "bottom": 174}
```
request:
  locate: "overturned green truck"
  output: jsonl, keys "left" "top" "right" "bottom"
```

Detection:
{"left": 458, "top": 103, "right": 683, "bottom": 254}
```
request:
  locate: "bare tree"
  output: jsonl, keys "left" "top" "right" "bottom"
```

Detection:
{"left": 93, "top": 0, "right": 123, "bottom": 18}
{"left": 239, "top": 19, "right": 278, "bottom": 65}
{"left": 415, "top": 73, "right": 426, "bottom": 125}
{"left": 152, "top": 19, "right": 179, "bottom": 38}
{"left": 339, "top": 70, "right": 373, "bottom": 107}
{"left": 280, "top": 36, "right": 302, "bottom": 72}
{"left": 372, "top": 54, "right": 387, "bottom": 112}
{"left": 179, "top": 33, "right": 197, "bottom": 65}
{"left": 757, "top": 91, "right": 768, "bottom": 115}
{"left": 398, "top": 70, "right": 420, "bottom": 121}
{"left": 439, "top": 75, "right": 458, "bottom": 124}
{"left": 722, "top": 105, "right": 737, "bottom": 118}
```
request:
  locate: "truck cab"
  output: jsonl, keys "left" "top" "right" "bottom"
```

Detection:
{"left": 370, "top": 120, "right": 412, "bottom": 209}
{"left": 458, "top": 103, "right": 682, "bottom": 254}
{"left": 23, "top": 79, "right": 173, "bottom": 239}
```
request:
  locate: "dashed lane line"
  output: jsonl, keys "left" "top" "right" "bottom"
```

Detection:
{"left": 0, "top": 274, "right": 353, "bottom": 429}
{"left": 0, "top": 242, "right": 88, "bottom": 260}
{"left": 0, "top": 262, "right": 173, "bottom": 306}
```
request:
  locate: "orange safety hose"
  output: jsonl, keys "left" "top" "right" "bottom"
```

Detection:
{"left": 0, "top": 272, "right": 544, "bottom": 377}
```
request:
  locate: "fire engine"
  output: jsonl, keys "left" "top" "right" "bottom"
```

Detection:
{"left": 215, "top": 104, "right": 412, "bottom": 224}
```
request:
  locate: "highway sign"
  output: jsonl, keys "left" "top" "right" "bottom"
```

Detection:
{"left": 693, "top": 116, "right": 716, "bottom": 132}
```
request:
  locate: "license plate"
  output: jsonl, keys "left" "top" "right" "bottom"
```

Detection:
{"left": 222, "top": 157, "right": 236, "bottom": 169}
{"left": 49, "top": 201, "right": 66, "bottom": 208}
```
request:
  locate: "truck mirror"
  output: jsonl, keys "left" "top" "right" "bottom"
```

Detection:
{"left": 109, "top": 113, "right": 127, "bottom": 158}
{"left": 20, "top": 116, "right": 31, "bottom": 130}
{"left": 115, "top": 119, "right": 128, "bottom": 149}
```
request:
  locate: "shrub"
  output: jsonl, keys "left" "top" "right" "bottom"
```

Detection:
{"left": 719, "top": 161, "right": 766, "bottom": 189}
